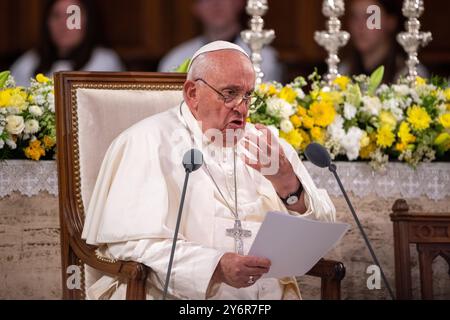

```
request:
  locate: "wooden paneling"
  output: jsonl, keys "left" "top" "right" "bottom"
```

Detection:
{"left": 0, "top": 0, "right": 449, "bottom": 76}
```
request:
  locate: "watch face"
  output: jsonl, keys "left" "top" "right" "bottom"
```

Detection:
{"left": 286, "top": 195, "right": 299, "bottom": 206}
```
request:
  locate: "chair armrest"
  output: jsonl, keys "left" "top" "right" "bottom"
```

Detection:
{"left": 305, "top": 258, "right": 346, "bottom": 300}
{"left": 306, "top": 258, "right": 346, "bottom": 280}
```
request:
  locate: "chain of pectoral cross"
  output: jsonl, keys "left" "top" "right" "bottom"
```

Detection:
{"left": 203, "top": 147, "right": 252, "bottom": 255}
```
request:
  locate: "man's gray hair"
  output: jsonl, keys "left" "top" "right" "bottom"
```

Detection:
{"left": 186, "top": 53, "right": 217, "bottom": 81}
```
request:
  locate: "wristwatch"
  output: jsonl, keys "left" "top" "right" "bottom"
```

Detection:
{"left": 280, "top": 183, "right": 304, "bottom": 206}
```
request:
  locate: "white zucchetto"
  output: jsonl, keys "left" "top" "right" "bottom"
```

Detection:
{"left": 187, "top": 40, "right": 250, "bottom": 71}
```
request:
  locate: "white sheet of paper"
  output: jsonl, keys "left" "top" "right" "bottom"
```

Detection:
{"left": 248, "top": 212, "right": 349, "bottom": 278}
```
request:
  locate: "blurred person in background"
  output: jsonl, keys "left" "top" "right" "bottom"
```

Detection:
{"left": 158, "top": 0, "right": 283, "bottom": 82}
{"left": 340, "top": 0, "right": 428, "bottom": 84}
{"left": 11, "top": 0, "right": 124, "bottom": 86}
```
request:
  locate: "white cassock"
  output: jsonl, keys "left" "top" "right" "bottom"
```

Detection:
{"left": 82, "top": 102, "right": 336, "bottom": 300}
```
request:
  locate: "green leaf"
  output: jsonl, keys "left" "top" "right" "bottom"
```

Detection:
{"left": 0, "top": 71, "right": 10, "bottom": 88}
{"left": 346, "top": 84, "right": 362, "bottom": 107}
{"left": 174, "top": 59, "right": 191, "bottom": 73}
{"left": 367, "top": 66, "right": 384, "bottom": 96}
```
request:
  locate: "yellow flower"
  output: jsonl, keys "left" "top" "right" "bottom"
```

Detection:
{"left": 319, "top": 91, "right": 342, "bottom": 105}
{"left": 310, "top": 126, "right": 325, "bottom": 144}
{"left": 43, "top": 135, "right": 56, "bottom": 149}
{"left": 268, "top": 85, "right": 277, "bottom": 96}
{"left": 379, "top": 110, "right": 397, "bottom": 129}
{"left": 296, "top": 106, "right": 307, "bottom": 117}
{"left": 24, "top": 140, "right": 46, "bottom": 161}
{"left": 360, "top": 141, "right": 376, "bottom": 159}
{"left": 298, "top": 129, "right": 311, "bottom": 151}
{"left": 376, "top": 125, "right": 395, "bottom": 148}
{"left": 278, "top": 86, "right": 297, "bottom": 104}
{"left": 395, "top": 143, "right": 408, "bottom": 152}
{"left": 0, "top": 89, "right": 12, "bottom": 107}
{"left": 445, "top": 88, "right": 450, "bottom": 101}
{"left": 407, "top": 106, "right": 431, "bottom": 131}
{"left": 333, "top": 76, "right": 351, "bottom": 90}
{"left": 360, "top": 131, "right": 370, "bottom": 148}
{"left": 310, "top": 89, "right": 319, "bottom": 100}
{"left": 398, "top": 122, "right": 416, "bottom": 145}
{"left": 438, "top": 113, "right": 450, "bottom": 128}
{"left": 36, "top": 73, "right": 50, "bottom": 83}
{"left": 280, "top": 129, "right": 304, "bottom": 151}
{"left": 0, "top": 88, "right": 27, "bottom": 109}
{"left": 302, "top": 115, "right": 315, "bottom": 129}
{"left": 309, "top": 101, "right": 336, "bottom": 128}
{"left": 415, "top": 77, "right": 426, "bottom": 86}
{"left": 258, "top": 83, "right": 268, "bottom": 93}
{"left": 434, "top": 132, "right": 450, "bottom": 145}
{"left": 9, "top": 88, "right": 27, "bottom": 110}
{"left": 290, "top": 115, "right": 302, "bottom": 128}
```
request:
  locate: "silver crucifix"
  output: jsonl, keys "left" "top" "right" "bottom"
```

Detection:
{"left": 226, "top": 220, "right": 252, "bottom": 255}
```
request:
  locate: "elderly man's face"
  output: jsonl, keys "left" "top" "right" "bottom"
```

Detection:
{"left": 185, "top": 50, "right": 255, "bottom": 145}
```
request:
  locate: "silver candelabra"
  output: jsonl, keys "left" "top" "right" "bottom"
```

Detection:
{"left": 314, "top": 0, "right": 350, "bottom": 84}
{"left": 397, "top": 0, "right": 432, "bottom": 85}
{"left": 241, "top": 0, "right": 275, "bottom": 85}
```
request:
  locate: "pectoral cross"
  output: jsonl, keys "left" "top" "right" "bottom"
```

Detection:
{"left": 226, "top": 220, "right": 252, "bottom": 255}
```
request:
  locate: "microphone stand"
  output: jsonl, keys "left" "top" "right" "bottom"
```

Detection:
{"left": 162, "top": 167, "right": 192, "bottom": 300}
{"left": 329, "top": 163, "right": 395, "bottom": 300}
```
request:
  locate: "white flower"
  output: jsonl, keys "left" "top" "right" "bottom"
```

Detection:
{"left": 361, "top": 96, "right": 382, "bottom": 116}
{"left": 383, "top": 98, "right": 399, "bottom": 110}
{"left": 34, "top": 94, "right": 46, "bottom": 105}
{"left": 0, "top": 139, "right": 4, "bottom": 149}
{"left": 280, "top": 119, "right": 294, "bottom": 133}
{"left": 327, "top": 115, "right": 346, "bottom": 141}
{"left": 6, "top": 139, "right": 17, "bottom": 149}
{"left": 377, "top": 84, "right": 390, "bottom": 95}
{"left": 266, "top": 97, "right": 295, "bottom": 119}
{"left": 295, "top": 88, "right": 305, "bottom": 99}
{"left": 341, "top": 127, "right": 364, "bottom": 161}
{"left": 5, "top": 115, "right": 25, "bottom": 135}
{"left": 6, "top": 107, "right": 20, "bottom": 115}
{"left": 392, "top": 84, "right": 411, "bottom": 96}
{"left": 437, "top": 104, "right": 447, "bottom": 115}
{"left": 383, "top": 99, "right": 403, "bottom": 121}
{"left": 47, "top": 93, "right": 55, "bottom": 112}
{"left": 24, "top": 119, "right": 40, "bottom": 134}
{"left": 29, "top": 105, "right": 43, "bottom": 117}
{"left": 343, "top": 103, "right": 357, "bottom": 120}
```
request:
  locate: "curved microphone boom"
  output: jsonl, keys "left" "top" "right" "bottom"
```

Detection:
{"left": 163, "top": 149, "right": 203, "bottom": 300}
{"left": 305, "top": 143, "right": 395, "bottom": 300}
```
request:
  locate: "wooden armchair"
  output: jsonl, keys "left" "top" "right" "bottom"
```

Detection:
{"left": 54, "top": 71, "right": 345, "bottom": 300}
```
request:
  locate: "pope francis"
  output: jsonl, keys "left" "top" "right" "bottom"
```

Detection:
{"left": 82, "top": 41, "right": 336, "bottom": 300}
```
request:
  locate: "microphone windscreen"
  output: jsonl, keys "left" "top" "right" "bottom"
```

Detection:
{"left": 305, "top": 143, "right": 331, "bottom": 168}
{"left": 182, "top": 149, "right": 204, "bottom": 172}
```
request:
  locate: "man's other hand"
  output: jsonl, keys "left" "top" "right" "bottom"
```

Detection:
{"left": 211, "top": 252, "right": 271, "bottom": 289}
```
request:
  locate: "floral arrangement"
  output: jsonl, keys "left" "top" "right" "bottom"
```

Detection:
{"left": 249, "top": 67, "right": 450, "bottom": 169}
{"left": 0, "top": 71, "right": 56, "bottom": 161}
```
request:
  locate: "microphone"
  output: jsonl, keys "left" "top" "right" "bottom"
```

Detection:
{"left": 305, "top": 143, "right": 395, "bottom": 300}
{"left": 163, "top": 149, "right": 203, "bottom": 300}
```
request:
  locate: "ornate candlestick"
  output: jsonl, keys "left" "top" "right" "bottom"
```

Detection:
{"left": 241, "top": 0, "right": 275, "bottom": 85}
{"left": 314, "top": 0, "right": 350, "bottom": 84}
{"left": 397, "top": 0, "right": 432, "bottom": 85}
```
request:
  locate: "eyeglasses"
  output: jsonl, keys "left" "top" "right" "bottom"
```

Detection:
{"left": 195, "top": 78, "right": 253, "bottom": 108}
